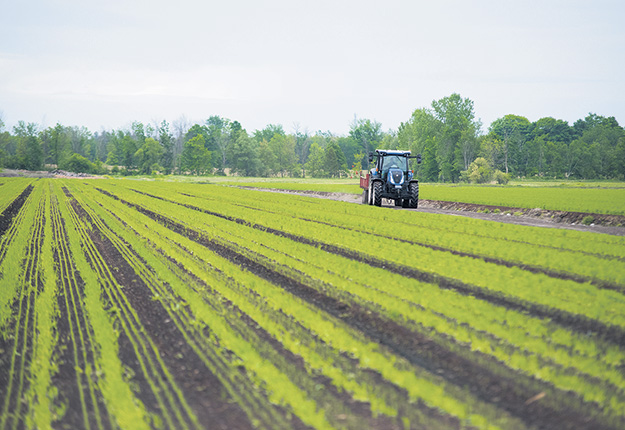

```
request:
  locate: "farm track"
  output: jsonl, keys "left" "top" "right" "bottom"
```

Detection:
{"left": 93, "top": 186, "right": 620, "bottom": 430}
{"left": 115, "top": 187, "right": 625, "bottom": 347}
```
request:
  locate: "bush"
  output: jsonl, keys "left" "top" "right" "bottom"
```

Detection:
{"left": 582, "top": 216, "right": 595, "bottom": 225}
{"left": 61, "top": 153, "right": 96, "bottom": 174}
{"left": 461, "top": 158, "right": 492, "bottom": 184}
{"left": 493, "top": 170, "right": 510, "bottom": 184}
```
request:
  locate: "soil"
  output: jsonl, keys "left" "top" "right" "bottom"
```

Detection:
{"left": 245, "top": 187, "right": 625, "bottom": 236}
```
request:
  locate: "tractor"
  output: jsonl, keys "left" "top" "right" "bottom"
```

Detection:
{"left": 359, "top": 149, "right": 422, "bottom": 208}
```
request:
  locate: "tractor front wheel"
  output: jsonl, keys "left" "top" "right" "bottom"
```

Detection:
{"left": 361, "top": 189, "right": 369, "bottom": 204}
{"left": 408, "top": 182, "right": 419, "bottom": 208}
{"left": 373, "top": 182, "right": 382, "bottom": 207}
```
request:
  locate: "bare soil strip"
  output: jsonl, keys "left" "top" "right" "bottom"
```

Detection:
{"left": 96, "top": 188, "right": 621, "bottom": 430}
{"left": 0, "top": 184, "right": 33, "bottom": 238}
{"left": 421, "top": 199, "right": 625, "bottom": 227}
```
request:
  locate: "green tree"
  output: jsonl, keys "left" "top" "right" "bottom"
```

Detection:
{"left": 573, "top": 114, "right": 625, "bottom": 178}
{"left": 324, "top": 141, "right": 347, "bottom": 178}
{"left": 41, "top": 123, "right": 70, "bottom": 167}
{"left": 398, "top": 107, "right": 440, "bottom": 179}
{"left": 229, "top": 132, "right": 260, "bottom": 176}
{"left": 614, "top": 137, "right": 625, "bottom": 179}
{"left": 134, "top": 137, "right": 164, "bottom": 174}
{"left": 13, "top": 121, "right": 43, "bottom": 170}
{"left": 431, "top": 93, "right": 480, "bottom": 182}
{"left": 254, "top": 124, "right": 285, "bottom": 143}
{"left": 158, "top": 120, "right": 175, "bottom": 174}
{"left": 349, "top": 118, "right": 382, "bottom": 167}
{"left": 304, "top": 142, "right": 325, "bottom": 177}
{"left": 0, "top": 118, "right": 10, "bottom": 167}
{"left": 420, "top": 145, "right": 439, "bottom": 181}
{"left": 489, "top": 114, "right": 531, "bottom": 175}
{"left": 267, "top": 133, "right": 297, "bottom": 177}
{"left": 180, "top": 135, "right": 211, "bottom": 175}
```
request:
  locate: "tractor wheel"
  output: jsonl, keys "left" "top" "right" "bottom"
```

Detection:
{"left": 402, "top": 198, "right": 410, "bottom": 208}
{"left": 408, "top": 182, "right": 419, "bottom": 208}
{"left": 394, "top": 199, "right": 402, "bottom": 207}
{"left": 373, "top": 182, "right": 382, "bottom": 207}
{"left": 361, "top": 189, "right": 369, "bottom": 204}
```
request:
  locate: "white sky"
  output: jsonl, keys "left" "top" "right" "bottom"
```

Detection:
{"left": 1, "top": 0, "right": 624, "bottom": 135}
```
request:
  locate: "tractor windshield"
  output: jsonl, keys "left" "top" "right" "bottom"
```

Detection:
{"left": 380, "top": 155, "right": 407, "bottom": 172}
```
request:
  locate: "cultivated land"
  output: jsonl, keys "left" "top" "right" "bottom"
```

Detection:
{"left": 1, "top": 177, "right": 625, "bottom": 430}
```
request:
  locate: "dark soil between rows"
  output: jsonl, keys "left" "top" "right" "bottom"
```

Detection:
{"left": 0, "top": 184, "right": 33, "bottom": 238}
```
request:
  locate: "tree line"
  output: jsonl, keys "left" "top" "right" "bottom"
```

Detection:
{"left": 1, "top": 93, "right": 624, "bottom": 181}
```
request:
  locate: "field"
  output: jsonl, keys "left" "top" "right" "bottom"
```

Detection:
{"left": 1, "top": 177, "right": 625, "bottom": 430}
{"left": 215, "top": 178, "right": 625, "bottom": 215}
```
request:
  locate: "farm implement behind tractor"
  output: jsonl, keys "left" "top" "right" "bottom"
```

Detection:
{"left": 360, "top": 149, "right": 422, "bottom": 208}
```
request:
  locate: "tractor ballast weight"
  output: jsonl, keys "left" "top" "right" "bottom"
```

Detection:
{"left": 360, "top": 149, "right": 421, "bottom": 208}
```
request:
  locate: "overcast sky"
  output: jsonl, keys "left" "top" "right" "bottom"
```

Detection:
{"left": 1, "top": 0, "right": 623, "bottom": 135}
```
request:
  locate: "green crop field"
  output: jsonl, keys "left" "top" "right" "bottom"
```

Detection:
{"left": 1, "top": 177, "right": 625, "bottom": 430}
{"left": 216, "top": 178, "right": 625, "bottom": 215}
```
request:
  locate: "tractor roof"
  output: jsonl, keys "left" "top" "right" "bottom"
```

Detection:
{"left": 375, "top": 149, "right": 411, "bottom": 156}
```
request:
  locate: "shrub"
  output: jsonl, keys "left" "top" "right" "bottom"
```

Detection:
{"left": 582, "top": 216, "right": 595, "bottom": 225}
{"left": 493, "top": 170, "right": 510, "bottom": 184}
{"left": 61, "top": 153, "right": 96, "bottom": 174}
{"left": 461, "top": 158, "right": 492, "bottom": 184}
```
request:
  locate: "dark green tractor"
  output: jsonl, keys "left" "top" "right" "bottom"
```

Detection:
{"left": 359, "top": 150, "right": 422, "bottom": 208}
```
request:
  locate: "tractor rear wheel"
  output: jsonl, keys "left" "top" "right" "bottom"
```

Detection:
{"left": 373, "top": 182, "right": 382, "bottom": 207}
{"left": 408, "top": 182, "right": 419, "bottom": 208}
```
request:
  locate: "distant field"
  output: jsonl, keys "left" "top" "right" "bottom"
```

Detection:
{"left": 212, "top": 178, "right": 625, "bottom": 215}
